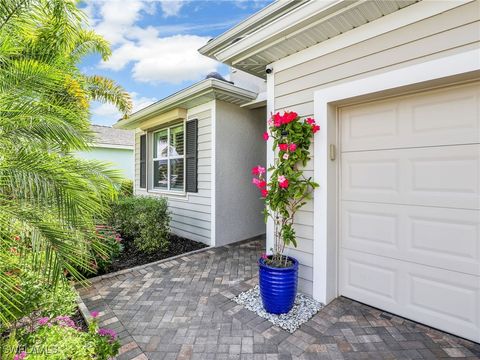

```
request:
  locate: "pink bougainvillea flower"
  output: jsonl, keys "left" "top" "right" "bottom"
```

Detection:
{"left": 261, "top": 189, "right": 269, "bottom": 198}
{"left": 282, "top": 111, "right": 298, "bottom": 124}
{"left": 267, "top": 118, "right": 274, "bottom": 126}
{"left": 278, "top": 143, "right": 288, "bottom": 152}
{"left": 261, "top": 253, "right": 268, "bottom": 260}
{"left": 312, "top": 124, "right": 320, "bottom": 133}
{"left": 263, "top": 131, "right": 269, "bottom": 141}
{"left": 98, "top": 328, "right": 117, "bottom": 343}
{"left": 13, "top": 351, "right": 27, "bottom": 360}
{"left": 273, "top": 112, "right": 284, "bottom": 127}
{"left": 306, "top": 117, "right": 315, "bottom": 125}
{"left": 279, "top": 179, "right": 289, "bottom": 188}
{"left": 37, "top": 317, "right": 49, "bottom": 326}
{"left": 289, "top": 143, "right": 297, "bottom": 152}
{"left": 252, "top": 166, "right": 266, "bottom": 175}
{"left": 278, "top": 175, "right": 289, "bottom": 188}
{"left": 252, "top": 178, "right": 261, "bottom": 186}
{"left": 91, "top": 311, "right": 100, "bottom": 318}
{"left": 55, "top": 315, "right": 76, "bottom": 329}
{"left": 256, "top": 180, "right": 267, "bottom": 189}
{"left": 283, "top": 153, "right": 289, "bottom": 160}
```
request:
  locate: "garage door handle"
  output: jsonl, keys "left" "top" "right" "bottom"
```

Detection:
{"left": 329, "top": 144, "right": 336, "bottom": 161}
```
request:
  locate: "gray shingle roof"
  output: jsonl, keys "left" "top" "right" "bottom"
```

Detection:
{"left": 91, "top": 124, "right": 134, "bottom": 148}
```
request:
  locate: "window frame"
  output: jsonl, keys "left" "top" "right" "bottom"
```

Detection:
{"left": 151, "top": 122, "right": 186, "bottom": 194}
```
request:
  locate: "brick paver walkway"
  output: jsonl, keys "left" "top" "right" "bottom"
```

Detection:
{"left": 78, "top": 238, "right": 480, "bottom": 360}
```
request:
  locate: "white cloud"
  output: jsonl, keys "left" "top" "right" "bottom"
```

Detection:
{"left": 102, "top": 35, "right": 218, "bottom": 84}
{"left": 86, "top": 0, "right": 219, "bottom": 85}
{"left": 91, "top": 92, "right": 157, "bottom": 123}
{"left": 159, "top": 0, "right": 185, "bottom": 17}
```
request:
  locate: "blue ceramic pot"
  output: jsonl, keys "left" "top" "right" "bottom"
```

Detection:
{"left": 258, "top": 256, "right": 298, "bottom": 314}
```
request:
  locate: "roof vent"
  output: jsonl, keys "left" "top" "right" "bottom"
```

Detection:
{"left": 205, "top": 72, "right": 234, "bottom": 84}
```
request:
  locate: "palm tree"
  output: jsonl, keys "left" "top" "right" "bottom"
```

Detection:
{"left": 0, "top": 0, "right": 132, "bottom": 326}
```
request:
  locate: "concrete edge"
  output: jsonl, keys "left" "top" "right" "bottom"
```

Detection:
{"left": 76, "top": 294, "right": 92, "bottom": 324}
{"left": 82, "top": 245, "right": 213, "bottom": 284}
{"left": 80, "top": 234, "right": 265, "bottom": 285}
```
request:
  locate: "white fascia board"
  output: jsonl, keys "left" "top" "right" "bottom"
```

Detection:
{"left": 93, "top": 143, "right": 134, "bottom": 150}
{"left": 115, "top": 79, "right": 257, "bottom": 130}
{"left": 199, "top": 0, "right": 301, "bottom": 57}
{"left": 312, "top": 48, "right": 480, "bottom": 305}
{"left": 273, "top": 0, "right": 473, "bottom": 73}
{"left": 213, "top": 0, "right": 343, "bottom": 63}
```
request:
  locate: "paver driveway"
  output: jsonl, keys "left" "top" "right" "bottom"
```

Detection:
{"left": 78, "top": 238, "right": 480, "bottom": 360}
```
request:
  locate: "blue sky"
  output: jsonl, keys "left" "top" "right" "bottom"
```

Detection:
{"left": 80, "top": 0, "right": 272, "bottom": 126}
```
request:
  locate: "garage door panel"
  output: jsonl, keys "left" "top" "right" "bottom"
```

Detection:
{"left": 341, "top": 201, "right": 480, "bottom": 276}
{"left": 340, "top": 250, "right": 480, "bottom": 343}
{"left": 405, "top": 266, "right": 480, "bottom": 342}
{"left": 340, "top": 250, "right": 399, "bottom": 305}
{"left": 342, "top": 144, "right": 480, "bottom": 209}
{"left": 338, "top": 82, "right": 480, "bottom": 342}
{"left": 341, "top": 82, "right": 480, "bottom": 152}
{"left": 341, "top": 205, "right": 399, "bottom": 250}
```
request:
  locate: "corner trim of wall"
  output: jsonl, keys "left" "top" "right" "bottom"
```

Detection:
{"left": 265, "top": 71, "right": 275, "bottom": 254}
{"left": 211, "top": 100, "right": 217, "bottom": 247}
{"left": 312, "top": 49, "right": 480, "bottom": 305}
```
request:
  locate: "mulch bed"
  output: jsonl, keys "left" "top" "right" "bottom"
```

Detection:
{"left": 72, "top": 308, "right": 88, "bottom": 332}
{"left": 92, "top": 234, "right": 207, "bottom": 277}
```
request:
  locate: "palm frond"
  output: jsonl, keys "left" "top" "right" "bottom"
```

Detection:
{"left": 86, "top": 75, "right": 132, "bottom": 117}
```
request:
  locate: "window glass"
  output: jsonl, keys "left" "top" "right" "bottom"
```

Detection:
{"left": 170, "top": 125, "right": 184, "bottom": 156}
{"left": 153, "top": 130, "right": 168, "bottom": 159}
{"left": 152, "top": 124, "right": 185, "bottom": 191}
{"left": 153, "top": 160, "right": 168, "bottom": 189}
{"left": 170, "top": 158, "right": 184, "bottom": 190}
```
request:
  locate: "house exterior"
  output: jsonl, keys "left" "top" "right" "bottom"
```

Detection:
{"left": 77, "top": 125, "right": 134, "bottom": 179}
{"left": 115, "top": 73, "right": 266, "bottom": 246}
{"left": 200, "top": 0, "right": 480, "bottom": 342}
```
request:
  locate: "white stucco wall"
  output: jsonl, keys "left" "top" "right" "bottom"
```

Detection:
{"left": 215, "top": 100, "right": 266, "bottom": 246}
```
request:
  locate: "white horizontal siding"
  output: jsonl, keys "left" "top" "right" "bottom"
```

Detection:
{"left": 134, "top": 108, "right": 213, "bottom": 245}
{"left": 273, "top": 2, "right": 480, "bottom": 296}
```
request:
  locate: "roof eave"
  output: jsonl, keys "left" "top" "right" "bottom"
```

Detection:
{"left": 114, "top": 79, "right": 257, "bottom": 130}
{"left": 204, "top": 0, "right": 346, "bottom": 70}
{"left": 198, "top": 0, "right": 306, "bottom": 59}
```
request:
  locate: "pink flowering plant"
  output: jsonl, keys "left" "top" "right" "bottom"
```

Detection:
{"left": 13, "top": 312, "right": 120, "bottom": 359}
{"left": 252, "top": 111, "right": 319, "bottom": 267}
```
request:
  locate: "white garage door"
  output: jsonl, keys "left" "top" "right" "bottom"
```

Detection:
{"left": 338, "top": 81, "right": 480, "bottom": 343}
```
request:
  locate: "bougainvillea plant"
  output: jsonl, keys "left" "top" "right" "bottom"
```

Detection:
{"left": 252, "top": 111, "right": 319, "bottom": 268}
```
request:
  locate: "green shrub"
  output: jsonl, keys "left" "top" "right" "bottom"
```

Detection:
{"left": 118, "top": 179, "right": 133, "bottom": 197}
{"left": 16, "top": 315, "right": 120, "bottom": 360}
{"left": 0, "top": 331, "right": 18, "bottom": 360}
{"left": 0, "top": 268, "right": 78, "bottom": 330}
{"left": 79, "top": 225, "right": 123, "bottom": 277}
{"left": 109, "top": 196, "right": 171, "bottom": 253}
{"left": 19, "top": 273, "right": 77, "bottom": 320}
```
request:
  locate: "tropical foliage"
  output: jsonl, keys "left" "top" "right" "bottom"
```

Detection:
{"left": 108, "top": 196, "right": 171, "bottom": 254}
{"left": 2, "top": 312, "right": 120, "bottom": 360}
{"left": 252, "top": 111, "right": 319, "bottom": 267}
{"left": 0, "top": 0, "right": 131, "bottom": 328}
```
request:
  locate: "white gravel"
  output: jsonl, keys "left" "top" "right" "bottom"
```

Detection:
{"left": 232, "top": 285, "right": 323, "bottom": 333}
